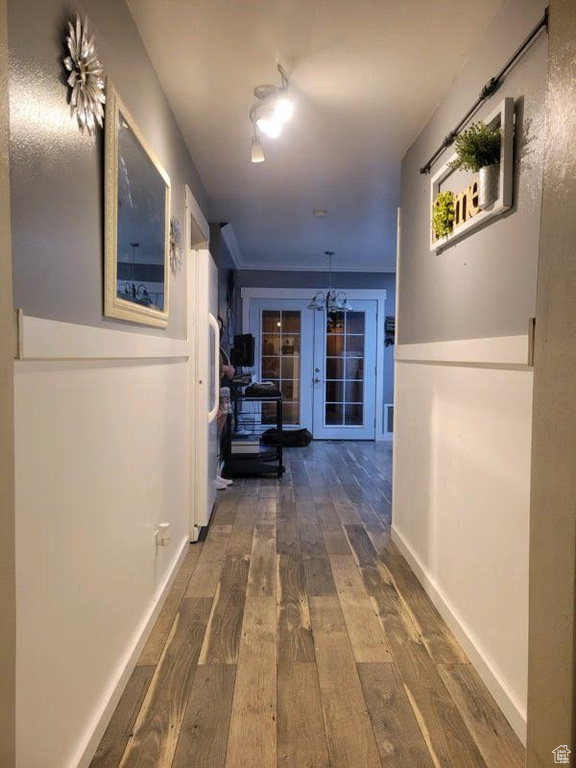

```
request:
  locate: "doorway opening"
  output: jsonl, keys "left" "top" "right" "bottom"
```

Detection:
{"left": 243, "top": 289, "right": 387, "bottom": 440}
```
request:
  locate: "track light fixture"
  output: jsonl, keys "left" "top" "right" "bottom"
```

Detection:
{"left": 250, "top": 64, "right": 293, "bottom": 163}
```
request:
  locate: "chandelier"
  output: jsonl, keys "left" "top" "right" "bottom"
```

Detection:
{"left": 307, "top": 252, "right": 353, "bottom": 313}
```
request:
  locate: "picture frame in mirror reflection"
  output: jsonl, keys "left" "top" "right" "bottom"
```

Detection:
{"left": 104, "top": 82, "right": 171, "bottom": 327}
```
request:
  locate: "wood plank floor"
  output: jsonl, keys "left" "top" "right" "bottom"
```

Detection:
{"left": 91, "top": 441, "right": 525, "bottom": 768}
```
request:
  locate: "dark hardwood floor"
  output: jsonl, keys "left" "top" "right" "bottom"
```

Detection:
{"left": 91, "top": 441, "right": 525, "bottom": 768}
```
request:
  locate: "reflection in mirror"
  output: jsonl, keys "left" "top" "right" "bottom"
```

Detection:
{"left": 116, "top": 114, "right": 167, "bottom": 312}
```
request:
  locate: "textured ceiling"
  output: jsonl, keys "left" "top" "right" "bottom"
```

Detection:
{"left": 128, "top": 0, "right": 503, "bottom": 271}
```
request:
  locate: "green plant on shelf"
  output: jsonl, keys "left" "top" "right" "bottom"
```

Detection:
{"left": 432, "top": 191, "right": 455, "bottom": 239}
{"left": 449, "top": 121, "right": 501, "bottom": 173}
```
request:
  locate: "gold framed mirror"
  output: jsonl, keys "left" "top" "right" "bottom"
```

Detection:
{"left": 104, "top": 83, "right": 170, "bottom": 327}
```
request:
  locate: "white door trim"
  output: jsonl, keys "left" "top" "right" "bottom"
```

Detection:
{"left": 241, "top": 287, "right": 387, "bottom": 440}
{"left": 0, "top": 0, "right": 15, "bottom": 760}
{"left": 184, "top": 185, "right": 211, "bottom": 539}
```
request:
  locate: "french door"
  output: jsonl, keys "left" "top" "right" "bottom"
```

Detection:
{"left": 249, "top": 298, "right": 377, "bottom": 440}
{"left": 312, "top": 300, "right": 377, "bottom": 440}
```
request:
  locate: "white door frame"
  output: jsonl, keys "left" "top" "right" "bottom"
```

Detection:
{"left": 184, "top": 185, "right": 210, "bottom": 540}
{"left": 1, "top": 0, "right": 16, "bottom": 761}
{"left": 241, "top": 287, "right": 387, "bottom": 440}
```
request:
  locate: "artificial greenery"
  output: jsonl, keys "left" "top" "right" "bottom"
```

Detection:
{"left": 449, "top": 121, "right": 501, "bottom": 173}
{"left": 432, "top": 191, "right": 455, "bottom": 239}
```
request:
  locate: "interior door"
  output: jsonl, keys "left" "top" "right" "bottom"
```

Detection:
{"left": 312, "top": 301, "right": 377, "bottom": 440}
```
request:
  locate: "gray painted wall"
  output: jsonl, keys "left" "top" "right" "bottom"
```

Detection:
{"left": 8, "top": 0, "right": 207, "bottom": 339}
{"left": 237, "top": 269, "right": 396, "bottom": 411}
{"left": 398, "top": 0, "right": 548, "bottom": 344}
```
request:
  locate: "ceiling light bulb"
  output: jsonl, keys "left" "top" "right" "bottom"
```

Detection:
{"left": 251, "top": 135, "right": 265, "bottom": 163}
{"left": 274, "top": 98, "right": 294, "bottom": 122}
{"left": 257, "top": 116, "right": 283, "bottom": 138}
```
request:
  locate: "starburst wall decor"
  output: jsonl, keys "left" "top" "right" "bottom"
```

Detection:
{"left": 63, "top": 14, "right": 105, "bottom": 135}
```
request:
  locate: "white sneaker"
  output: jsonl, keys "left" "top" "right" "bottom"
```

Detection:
{"left": 215, "top": 478, "right": 228, "bottom": 490}
{"left": 217, "top": 475, "right": 234, "bottom": 486}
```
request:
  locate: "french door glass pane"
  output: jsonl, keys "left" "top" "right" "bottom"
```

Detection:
{"left": 346, "top": 336, "right": 364, "bottom": 356}
{"left": 262, "top": 311, "right": 281, "bottom": 333}
{"left": 280, "top": 311, "right": 300, "bottom": 333}
{"left": 281, "top": 335, "right": 300, "bottom": 354}
{"left": 326, "top": 335, "right": 345, "bottom": 356}
{"left": 326, "top": 312, "right": 345, "bottom": 334}
{"left": 346, "top": 358, "right": 363, "bottom": 379}
{"left": 346, "top": 312, "right": 365, "bottom": 333}
{"left": 262, "top": 357, "right": 280, "bottom": 378}
{"left": 324, "top": 311, "right": 366, "bottom": 428}
{"left": 326, "top": 358, "right": 344, "bottom": 379}
{"left": 345, "top": 380, "right": 363, "bottom": 402}
{"left": 345, "top": 404, "right": 363, "bottom": 425}
{"left": 262, "top": 335, "right": 281, "bottom": 355}
{"left": 281, "top": 357, "right": 299, "bottom": 379}
{"left": 261, "top": 309, "right": 301, "bottom": 425}
{"left": 326, "top": 381, "right": 344, "bottom": 402}
{"left": 282, "top": 380, "right": 298, "bottom": 400}
{"left": 326, "top": 403, "right": 344, "bottom": 425}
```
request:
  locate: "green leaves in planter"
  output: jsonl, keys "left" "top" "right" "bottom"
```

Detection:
{"left": 449, "top": 121, "right": 501, "bottom": 173}
{"left": 432, "top": 191, "right": 455, "bottom": 239}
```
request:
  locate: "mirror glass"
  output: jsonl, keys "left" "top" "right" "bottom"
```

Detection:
{"left": 116, "top": 113, "right": 167, "bottom": 312}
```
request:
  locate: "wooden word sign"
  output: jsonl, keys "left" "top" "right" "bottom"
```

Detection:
{"left": 453, "top": 179, "right": 480, "bottom": 228}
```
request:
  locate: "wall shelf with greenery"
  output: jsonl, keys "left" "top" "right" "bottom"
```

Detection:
{"left": 429, "top": 97, "right": 514, "bottom": 253}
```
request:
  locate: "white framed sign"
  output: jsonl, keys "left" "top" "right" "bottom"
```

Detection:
{"left": 430, "top": 97, "right": 515, "bottom": 253}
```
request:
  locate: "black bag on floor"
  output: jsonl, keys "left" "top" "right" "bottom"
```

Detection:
{"left": 262, "top": 428, "right": 313, "bottom": 447}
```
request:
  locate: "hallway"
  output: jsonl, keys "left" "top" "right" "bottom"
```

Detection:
{"left": 92, "top": 441, "right": 524, "bottom": 768}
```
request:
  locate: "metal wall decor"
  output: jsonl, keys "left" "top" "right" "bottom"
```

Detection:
{"left": 420, "top": 10, "right": 547, "bottom": 175}
{"left": 63, "top": 14, "right": 106, "bottom": 135}
{"left": 169, "top": 216, "right": 183, "bottom": 275}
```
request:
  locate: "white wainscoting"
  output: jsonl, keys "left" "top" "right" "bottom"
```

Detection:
{"left": 392, "top": 336, "right": 533, "bottom": 743}
{"left": 14, "top": 315, "right": 194, "bottom": 768}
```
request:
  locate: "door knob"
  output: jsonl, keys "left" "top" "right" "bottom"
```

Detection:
{"left": 315, "top": 367, "right": 321, "bottom": 373}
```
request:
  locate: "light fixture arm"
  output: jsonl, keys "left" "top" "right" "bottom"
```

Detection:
{"left": 249, "top": 64, "right": 290, "bottom": 126}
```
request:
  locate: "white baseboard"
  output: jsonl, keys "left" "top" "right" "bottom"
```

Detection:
{"left": 74, "top": 535, "right": 190, "bottom": 768}
{"left": 391, "top": 525, "right": 527, "bottom": 745}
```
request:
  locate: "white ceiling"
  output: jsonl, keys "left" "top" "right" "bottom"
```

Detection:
{"left": 128, "top": 0, "right": 503, "bottom": 271}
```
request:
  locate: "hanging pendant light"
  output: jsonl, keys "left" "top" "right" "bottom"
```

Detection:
{"left": 307, "top": 251, "right": 353, "bottom": 313}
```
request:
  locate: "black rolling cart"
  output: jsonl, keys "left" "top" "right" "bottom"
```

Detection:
{"left": 223, "top": 393, "right": 284, "bottom": 478}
